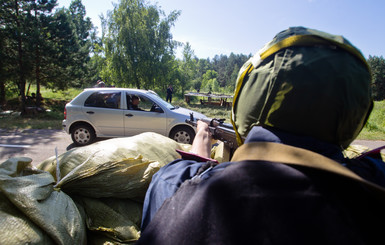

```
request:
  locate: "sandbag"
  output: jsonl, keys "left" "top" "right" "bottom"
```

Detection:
{"left": 0, "top": 157, "right": 86, "bottom": 245}
{"left": 344, "top": 144, "right": 385, "bottom": 160}
{"left": 0, "top": 188, "right": 55, "bottom": 244}
{"left": 37, "top": 132, "right": 191, "bottom": 199}
{"left": 73, "top": 196, "right": 142, "bottom": 243}
{"left": 38, "top": 132, "right": 190, "bottom": 179}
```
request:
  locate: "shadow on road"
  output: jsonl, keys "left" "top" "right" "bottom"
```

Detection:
{"left": 1, "top": 128, "right": 63, "bottom": 149}
{"left": 66, "top": 143, "right": 77, "bottom": 151}
{"left": 0, "top": 129, "right": 74, "bottom": 164}
{"left": 66, "top": 137, "right": 107, "bottom": 151}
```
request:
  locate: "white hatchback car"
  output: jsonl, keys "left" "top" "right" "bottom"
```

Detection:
{"left": 62, "top": 88, "right": 206, "bottom": 146}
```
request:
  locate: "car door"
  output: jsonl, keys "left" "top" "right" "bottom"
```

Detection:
{"left": 82, "top": 91, "right": 124, "bottom": 136}
{"left": 123, "top": 92, "right": 167, "bottom": 136}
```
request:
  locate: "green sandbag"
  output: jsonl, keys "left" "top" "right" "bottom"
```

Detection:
{"left": 0, "top": 157, "right": 86, "bottom": 245}
{"left": 0, "top": 192, "right": 54, "bottom": 245}
{"left": 344, "top": 144, "right": 385, "bottom": 160}
{"left": 38, "top": 132, "right": 190, "bottom": 200}
{"left": 74, "top": 196, "right": 142, "bottom": 243}
{"left": 86, "top": 232, "right": 136, "bottom": 245}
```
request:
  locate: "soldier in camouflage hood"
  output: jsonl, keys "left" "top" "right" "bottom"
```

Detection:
{"left": 138, "top": 27, "right": 385, "bottom": 245}
{"left": 231, "top": 27, "right": 372, "bottom": 149}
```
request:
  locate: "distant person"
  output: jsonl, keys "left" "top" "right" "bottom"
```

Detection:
{"left": 166, "top": 84, "right": 173, "bottom": 103}
{"left": 94, "top": 80, "right": 105, "bottom": 88}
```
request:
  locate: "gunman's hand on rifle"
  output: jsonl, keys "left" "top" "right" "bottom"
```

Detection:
{"left": 190, "top": 120, "right": 213, "bottom": 159}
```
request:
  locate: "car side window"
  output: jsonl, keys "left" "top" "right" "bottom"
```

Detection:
{"left": 84, "top": 92, "right": 121, "bottom": 109}
{"left": 126, "top": 93, "right": 159, "bottom": 112}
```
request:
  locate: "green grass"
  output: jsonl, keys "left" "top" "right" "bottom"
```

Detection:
{"left": 357, "top": 100, "right": 385, "bottom": 140}
{"left": 1, "top": 87, "right": 385, "bottom": 141}
{"left": 38, "top": 87, "right": 82, "bottom": 101}
{"left": 0, "top": 97, "right": 67, "bottom": 130}
{"left": 0, "top": 111, "right": 63, "bottom": 129}
{"left": 0, "top": 86, "right": 73, "bottom": 130}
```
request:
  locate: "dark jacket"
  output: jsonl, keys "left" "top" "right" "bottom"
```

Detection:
{"left": 166, "top": 87, "right": 173, "bottom": 95}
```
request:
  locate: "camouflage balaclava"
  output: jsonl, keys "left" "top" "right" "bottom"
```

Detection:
{"left": 231, "top": 26, "right": 372, "bottom": 149}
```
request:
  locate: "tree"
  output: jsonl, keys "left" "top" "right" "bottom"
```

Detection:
{"left": 0, "top": 0, "right": 41, "bottom": 112}
{"left": 178, "top": 42, "right": 196, "bottom": 95}
{"left": 103, "top": 0, "right": 180, "bottom": 89}
{"left": 210, "top": 53, "right": 250, "bottom": 92}
{"left": 68, "top": 0, "right": 94, "bottom": 86}
{"left": 1, "top": 0, "right": 98, "bottom": 112}
{"left": 33, "top": 0, "right": 94, "bottom": 92}
{"left": 37, "top": 8, "right": 74, "bottom": 90}
{"left": 201, "top": 70, "right": 217, "bottom": 92}
{"left": 368, "top": 55, "right": 385, "bottom": 101}
{"left": 29, "top": 0, "right": 57, "bottom": 107}
{"left": 0, "top": 0, "right": 14, "bottom": 105}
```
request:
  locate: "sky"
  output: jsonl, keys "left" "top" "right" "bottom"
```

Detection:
{"left": 57, "top": 0, "right": 385, "bottom": 59}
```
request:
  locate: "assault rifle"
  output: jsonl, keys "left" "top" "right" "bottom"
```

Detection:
{"left": 186, "top": 113, "right": 242, "bottom": 159}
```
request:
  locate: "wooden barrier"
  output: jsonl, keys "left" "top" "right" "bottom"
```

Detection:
{"left": 184, "top": 92, "right": 233, "bottom": 108}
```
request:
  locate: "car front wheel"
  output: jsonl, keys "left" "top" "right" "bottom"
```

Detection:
{"left": 170, "top": 126, "right": 195, "bottom": 144}
{"left": 71, "top": 124, "right": 96, "bottom": 146}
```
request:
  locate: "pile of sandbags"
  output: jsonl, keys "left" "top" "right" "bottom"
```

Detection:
{"left": 1, "top": 132, "right": 190, "bottom": 244}
{"left": 344, "top": 144, "right": 385, "bottom": 159}
{"left": 0, "top": 157, "right": 86, "bottom": 244}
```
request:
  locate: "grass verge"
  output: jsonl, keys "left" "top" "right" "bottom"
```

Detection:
{"left": 356, "top": 100, "right": 385, "bottom": 140}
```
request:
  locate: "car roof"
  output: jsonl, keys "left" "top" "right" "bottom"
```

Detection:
{"left": 83, "top": 87, "right": 159, "bottom": 96}
{"left": 84, "top": 87, "right": 145, "bottom": 92}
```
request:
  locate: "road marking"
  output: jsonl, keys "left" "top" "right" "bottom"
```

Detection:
{"left": 0, "top": 144, "right": 31, "bottom": 148}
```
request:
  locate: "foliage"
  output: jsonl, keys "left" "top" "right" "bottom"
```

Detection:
{"left": 182, "top": 53, "right": 250, "bottom": 95}
{"left": 66, "top": 0, "right": 95, "bottom": 87}
{"left": 201, "top": 70, "right": 218, "bottom": 92}
{"left": 212, "top": 53, "right": 250, "bottom": 88}
{"left": 368, "top": 55, "right": 385, "bottom": 101}
{"left": 177, "top": 42, "right": 195, "bottom": 95}
{"left": 1, "top": 0, "right": 384, "bottom": 125}
{"left": 0, "top": 0, "right": 95, "bottom": 113}
{"left": 0, "top": 0, "right": 52, "bottom": 110}
{"left": 100, "top": 0, "right": 180, "bottom": 90}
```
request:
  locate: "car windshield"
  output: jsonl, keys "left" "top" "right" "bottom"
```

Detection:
{"left": 147, "top": 92, "right": 179, "bottom": 110}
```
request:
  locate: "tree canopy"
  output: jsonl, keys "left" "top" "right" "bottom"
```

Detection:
{"left": 1, "top": 0, "right": 384, "bottom": 113}
{"left": 99, "top": 0, "right": 180, "bottom": 90}
{"left": 368, "top": 55, "right": 385, "bottom": 101}
{"left": 0, "top": 0, "right": 95, "bottom": 112}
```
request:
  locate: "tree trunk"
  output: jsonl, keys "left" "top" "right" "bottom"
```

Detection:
{"left": 16, "top": 0, "right": 26, "bottom": 114}
{"left": 35, "top": 44, "right": 42, "bottom": 108}
{"left": 0, "top": 80, "right": 5, "bottom": 107}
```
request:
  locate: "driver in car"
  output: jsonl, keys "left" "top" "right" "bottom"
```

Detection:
{"left": 129, "top": 95, "right": 144, "bottom": 111}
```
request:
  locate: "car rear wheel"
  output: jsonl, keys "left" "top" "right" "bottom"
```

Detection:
{"left": 71, "top": 124, "right": 96, "bottom": 146}
{"left": 170, "top": 126, "right": 195, "bottom": 144}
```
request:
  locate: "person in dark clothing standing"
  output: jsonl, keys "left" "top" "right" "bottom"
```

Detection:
{"left": 137, "top": 27, "right": 385, "bottom": 245}
{"left": 166, "top": 84, "right": 173, "bottom": 103}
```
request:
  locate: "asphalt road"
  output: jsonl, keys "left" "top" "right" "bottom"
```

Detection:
{"left": 1, "top": 129, "right": 385, "bottom": 166}
{"left": 0, "top": 129, "right": 75, "bottom": 166}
